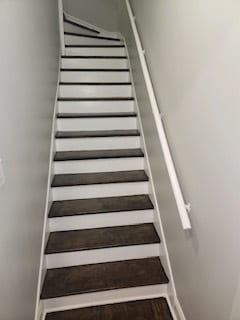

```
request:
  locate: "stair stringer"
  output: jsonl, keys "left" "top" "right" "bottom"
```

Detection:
{"left": 34, "top": 51, "right": 62, "bottom": 320}
{"left": 64, "top": 11, "right": 123, "bottom": 40}
{"left": 124, "top": 40, "right": 183, "bottom": 320}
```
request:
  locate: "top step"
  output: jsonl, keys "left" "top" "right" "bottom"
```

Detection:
{"left": 64, "top": 19, "right": 100, "bottom": 36}
{"left": 65, "top": 33, "right": 124, "bottom": 46}
{"left": 65, "top": 46, "right": 126, "bottom": 57}
{"left": 64, "top": 17, "right": 100, "bottom": 34}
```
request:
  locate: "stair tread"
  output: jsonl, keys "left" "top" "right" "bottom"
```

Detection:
{"left": 58, "top": 97, "right": 134, "bottom": 101}
{"left": 55, "top": 129, "right": 140, "bottom": 138}
{"left": 51, "top": 170, "right": 148, "bottom": 187}
{"left": 59, "top": 82, "right": 131, "bottom": 85}
{"left": 57, "top": 112, "right": 136, "bottom": 118}
{"left": 61, "top": 56, "right": 127, "bottom": 59}
{"left": 45, "top": 298, "right": 173, "bottom": 320}
{"left": 54, "top": 149, "right": 144, "bottom": 161}
{"left": 60, "top": 68, "right": 129, "bottom": 72}
{"left": 45, "top": 223, "right": 160, "bottom": 254}
{"left": 65, "top": 45, "right": 125, "bottom": 48}
{"left": 64, "top": 18, "right": 100, "bottom": 34}
{"left": 41, "top": 257, "right": 168, "bottom": 299}
{"left": 49, "top": 194, "right": 153, "bottom": 218}
{"left": 64, "top": 31, "right": 122, "bottom": 42}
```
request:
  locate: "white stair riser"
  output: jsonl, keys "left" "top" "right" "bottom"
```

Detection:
{"left": 51, "top": 182, "right": 149, "bottom": 201}
{"left": 60, "top": 71, "right": 130, "bottom": 83}
{"left": 61, "top": 59, "right": 128, "bottom": 69}
{"left": 59, "top": 85, "right": 132, "bottom": 98}
{"left": 42, "top": 285, "right": 168, "bottom": 313}
{"left": 58, "top": 100, "right": 135, "bottom": 114}
{"left": 49, "top": 210, "right": 154, "bottom": 232}
{"left": 46, "top": 244, "right": 160, "bottom": 269}
{"left": 65, "top": 47, "right": 126, "bottom": 57}
{"left": 64, "top": 23, "right": 99, "bottom": 36}
{"left": 65, "top": 35, "right": 124, "bottom": 46}
{"left": 55, "top": 137, "right": 140, "bottom": 152}
{"left": 57, "top": 118, "right": 137, "bottom": 131}
{"left": 54, "top": 158, "right": 144, "bottom": 174}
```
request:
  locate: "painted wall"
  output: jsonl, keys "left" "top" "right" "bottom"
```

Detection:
{"left": 0, "top": 1, "right": 59, "bottom": 319}
{"left": 63, "top": 0, "right": 119, "bottom": 31}
{"left": 119, "top": 1, "right": 240, "bottom": 319}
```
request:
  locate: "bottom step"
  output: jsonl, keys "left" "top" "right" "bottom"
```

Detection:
{"left": 45, "top": 297, "right": 173, "bottom": 320}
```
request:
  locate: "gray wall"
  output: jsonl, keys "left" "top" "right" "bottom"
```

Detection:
{"left": 119, "top": 1, "right": 240, "bottom": 319}
{"left": 63, "top": 0, "right": 119, "bottom": 31}
{"left": 0, "top": 1, "right": 59, "bottom": 319}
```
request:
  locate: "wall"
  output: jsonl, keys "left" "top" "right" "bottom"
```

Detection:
{"left": 63, "top": 0, "right": 119, "bottom": 31}
{"left": 118, "top": 1, "right": 240, "bottom": 319}
{"left": 0, "top": 1, "right": 59, "bottom": 320}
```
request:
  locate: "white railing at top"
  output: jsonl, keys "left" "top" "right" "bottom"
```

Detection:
{"left": 125, "top": 0, "right": 191, "bottom": 230}
{"left": 58, "top": 0, "right": 65, "bottom": 55}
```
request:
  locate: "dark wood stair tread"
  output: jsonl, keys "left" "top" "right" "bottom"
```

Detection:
{"left": 45, "top": 223, "right": 160, "bottom": 254}
{"left": 60, "top": 68, "right": 130, "bottom": 72}
{"left": 54, "top": 149, "right": 144, "bottom": 161}
{"left": 57, "top": 97, "right": 134, "bottom": 101}
{"left": 51, "top": 170, "right": 148, "bottom": 187}
{"left": 61, "top": 56, "right": 127, "bottom": 59}
{"left": 49, "top": 194, "right": 153, "bottom": 218}
{"left": 65, "top": 45, "right": 125, "bottom": 48}
{"left": 59, "top": 82, "right": 131, "bottom": 85}
{"left": 55, "top": 129, "right": 140, "bottom": 138}
{"left": 41, "top": 257, "right": 168, "bottom": 299}
{"left": 46, "top": 298, "right": 173, "bottom": 320}
{"left": 57, "top": 112, "right": 136, "bottom": 118}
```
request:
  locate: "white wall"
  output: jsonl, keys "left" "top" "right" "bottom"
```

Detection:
{"left": 63, "top": 0, "right": 119, "bottom": 31}
{"left": 119, "top": 1, "right": 240, "bottom": 319}
{"left": 0, "top": 1, "right": 59, "bottom": 319}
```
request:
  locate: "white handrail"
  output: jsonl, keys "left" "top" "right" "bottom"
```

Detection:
{"left": 58, "top": 0, "right": 65, "bottom": 55}
{"left": 126, "top": 0, "right": 191, "bottom": 230}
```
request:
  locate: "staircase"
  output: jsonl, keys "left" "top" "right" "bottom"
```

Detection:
{"left": 39, "top": 14, "right": 174, "bottom": 320}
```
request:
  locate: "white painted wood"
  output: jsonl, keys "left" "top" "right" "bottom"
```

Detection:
{"left": 46, "top": 244, "right": 161, "bottom": 269}
{"left": 49, "top": 210, "right": 154, "bottom": 232}
{"left": 172, "top": 297, "right": 187, "bottom": 320}
{"left": 126, "top": 0, "right": 191, "bottom": 230}
{"left": 65, "top": 47, "right": 126, "bottom": 57}
{"left": 59, "top": 85, "right": 132, "bottom": 98}
{"left": 55, "top": 136, "right": 140, "bottom": 151}
{"left": 51, "top": 181, "right": 149, "bottom": 201}
{"left": 58, "top": 100, "right": 134, "bottom": 113}
{"left": 43, "top": 284, "right": 168, "bottom": 313}
{"left": 64, "top": 22, "right": 99, "bottom": 36}
{"left": 61, "top": 58, "right": 128, "bottom": 69}
{"left": 58, "top": 0, "right": 65, "bottom": 55}
{"left": 65, "top": 35, "right": 124, "bottom": 46}
{"left": 60, "top": 71, "right": 130, "bottom": 83}
{"left": 54, "top": 158, "right": 144, "bottom": 174}
{"left": 57, "top": 117, "right": 137, "bottom": 131}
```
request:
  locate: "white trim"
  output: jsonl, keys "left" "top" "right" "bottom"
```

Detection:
{"left": 125, "top": 0, "right": 191, "bottom": 231}
{"left": 173, "top": 297, "right": 187, "bottom": 320}
{"left": 46, "top": 244, "right": 161, "bottom": 269}
{"left": 58, "top": 0, "right": 65, "bottom": 55}
{"left": 42, "top": 284, "right": 168, "bottom": 314}
{"left": 34, "top": 51, "right": 61, "bottom": 320}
